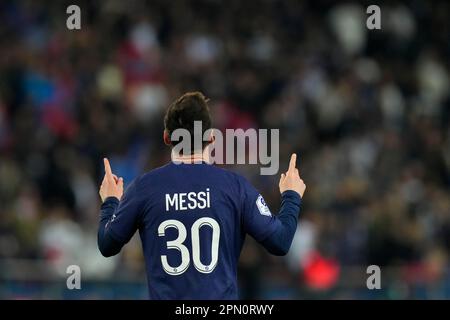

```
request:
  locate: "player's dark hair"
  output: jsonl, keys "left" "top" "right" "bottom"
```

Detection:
{"left": 164, "top": 91, "right": 212, "bottom": 153}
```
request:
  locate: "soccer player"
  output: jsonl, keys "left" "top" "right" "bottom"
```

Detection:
{"left": 97, "top": 92, "right": 306, "bottom": 299}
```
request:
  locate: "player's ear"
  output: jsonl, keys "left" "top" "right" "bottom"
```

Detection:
{"left": 163, "top": 130, "right": 172, "bottom": 146}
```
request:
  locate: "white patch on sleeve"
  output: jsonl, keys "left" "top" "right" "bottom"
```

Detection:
{"left": 256, "top": 195, "right": 272, "bottom": 217}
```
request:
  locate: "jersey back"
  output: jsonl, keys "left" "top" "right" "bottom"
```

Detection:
{"left": 106, "top": 162, "right": 280, "bottom": 299}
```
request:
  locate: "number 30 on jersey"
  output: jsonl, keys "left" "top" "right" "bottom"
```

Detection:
{"left": 158, "top": 217, "right": 220, "bottom": 275}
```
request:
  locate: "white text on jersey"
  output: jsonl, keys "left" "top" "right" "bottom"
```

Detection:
{"left": 165, "top": 188, "right": 211, "bottom": 211}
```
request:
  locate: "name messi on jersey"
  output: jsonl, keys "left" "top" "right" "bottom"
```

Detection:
{"left": 165, "top": 188, "right": 211, "bottom": 211}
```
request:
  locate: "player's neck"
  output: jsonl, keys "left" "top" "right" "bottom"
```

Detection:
{"left": 171, "top": 150, "right": 210, "bottom": 164}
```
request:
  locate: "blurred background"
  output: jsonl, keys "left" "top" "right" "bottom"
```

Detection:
{"left": 0, "top": 0, "right": 449, "bottom": 299}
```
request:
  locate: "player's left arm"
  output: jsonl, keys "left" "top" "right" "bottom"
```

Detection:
{"left": 241, "top": 153, "right": 306, "bottom": 256}
{"left": 97, "top": 158, "right": 143, "bottom": 257}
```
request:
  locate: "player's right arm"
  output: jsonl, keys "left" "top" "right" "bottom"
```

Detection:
{"left": 97, "top": 158, "right": 144, "bottom": 257}
{"left": 241, "top": 153, "right": 306, "bottom": 256}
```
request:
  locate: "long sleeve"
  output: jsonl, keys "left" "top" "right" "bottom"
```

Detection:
{"left": 239, "top": 174, "right": 302, "bottom": 256}
{"left": 97, "top": 177, "right": 144, "bottom": 257}
{"left": 98, "top": 197, "right": 123, "bottom": 257}
{"left": 260, "top": 190, "right": 301, "bottom": 256}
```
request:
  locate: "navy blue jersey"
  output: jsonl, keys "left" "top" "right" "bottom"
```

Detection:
{"left": 99, "top": 161, "right": 301, "bottom": 299}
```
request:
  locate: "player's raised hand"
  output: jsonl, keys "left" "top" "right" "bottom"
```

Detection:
{"left": 279, "top": 153, "right": 306, "bottom": 198}
{"left": 99, "top": 158, "right": 124, "bottom": 202}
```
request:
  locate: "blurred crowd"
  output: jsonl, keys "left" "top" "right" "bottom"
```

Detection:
{"left": 0, "top": 0, "right": 449, "bottom": 299}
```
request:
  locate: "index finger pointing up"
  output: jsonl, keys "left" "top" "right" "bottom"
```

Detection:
{"left": 288, "top": 153, "right": 297, "bottom": 173}
{"left": 104, "top": 157, "right": 113, "bottom": 177}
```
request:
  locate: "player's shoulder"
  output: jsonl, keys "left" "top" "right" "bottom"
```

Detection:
{"left": 204, "top": 163, "right": 249, "bottom": 184}
{"left": 208, "top": 165, "right": 256, "bottom": 194}
{"left": 136, "top": 162, "right": 173, "bottom": 184}
{"left": 203, "top": 165, "right": 258, "bottom": 203}
{"left": 131, "top": 162, "right": 253, "bottom": 193}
